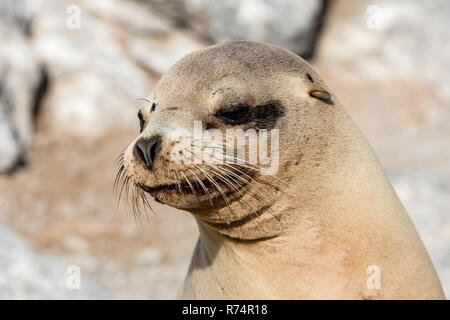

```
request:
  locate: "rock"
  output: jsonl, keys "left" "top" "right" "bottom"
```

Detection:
{"left": 25, "top": 0, "right": 205, "bottom": 140}
{"left": 0, "top": 0, "right": 42, "bottom": 173}
{"left": 0, "top": 0, "right": 32, "bottom": 34}
{"left": 100, "top": 261, "right": 128, "bottom": 288}
{"left": 26, "top": 0, "right": 149, "bottom": 139}
{"left": 127, "top": 31, "right": 204, "bottom": 75}
{"left": 389, "top": 170, "right": 450, "bottom": 298}
{"left": 0, "top": 104, "right": 22, "bottom": 172}
{"left": 319, "top": 0, "right": 450, "bottom": 97}
{"left": 78, "top": 0, "right": 172, "bottom": 36}
{"left": 148, "top": 0, "right": 325, "bottom": 57}
{"left": 0, "top": 222, "right": 110, "bottom": 299}
{"left": 315, "top": 0, "right": 450, "bottom": 172}
{"left": 135, "top": 247, "right": 163, "bottom": 265}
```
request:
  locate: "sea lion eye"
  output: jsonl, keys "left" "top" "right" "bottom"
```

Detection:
{"left": 151, "top": 103, "right": 156, "bottom": 112}
{"left": 138, "top": 111, "right": 145, "bottom": 133}
{"left": 215, "top": 105, "right": 250, "bottom": 125}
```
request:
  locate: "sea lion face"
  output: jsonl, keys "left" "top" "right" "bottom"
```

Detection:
{"left": 117, "top": 41, "right": 333, "bottom": 215}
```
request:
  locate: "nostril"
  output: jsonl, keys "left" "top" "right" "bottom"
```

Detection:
{"left": 149, "top": 140, "right": 158, "bottom": 165}
{"left": 134, "top": 135, "right": 161, "bottom": 170}
{"left": 135, "top": 143, "right": 147, "bottom": 166}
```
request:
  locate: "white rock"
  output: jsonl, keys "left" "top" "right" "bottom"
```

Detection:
{"left": 318, "top": 0, "right": 450, "bottom": 100}
{"left": 78, "top": 0, "right": 172, "bottom": 36}
{"left": 0, "top": 0, "right": 41, "bottom": 172}
{"left": 127, "top": 31, "right": 204, "bottom": 75}
{"left": 21, "top": 0, "right": 207, "bottom": 140}
{"left": 0, "top": 105, "right": 22, "bottom": 172}
{"left": 315, "top": 0, "right": 450, "bottom": 174}
{"left": 150, "top": 0, "right": 325, "bottom": 56}
{"left": 135, "top": 247, "right": 163, "bottom": 265}
{"left": 390, "top": 170, "right": 450, "bottom": 298}
{"left": 0, "top": 223, "right": 110, "bottom": 299}
{"left": 28, "top": 0, "right": 154, "bottom": 139}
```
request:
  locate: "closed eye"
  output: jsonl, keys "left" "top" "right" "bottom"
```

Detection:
{"left": 215, "top": 105, "right": 250, "bottom": 125}
{"left": 138, "top": 111, "right": 145, "bottom": 133}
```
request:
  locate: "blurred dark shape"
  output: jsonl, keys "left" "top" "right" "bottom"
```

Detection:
{"left": 147, "top": 0, "right": 327, "bottom": 58}
{"left": 0, "top": 0, "right": 41, "bottom": 173}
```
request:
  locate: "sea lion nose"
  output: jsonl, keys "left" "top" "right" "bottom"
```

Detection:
{"left": 134, "top": 135, "right": 161, "bottom": 170}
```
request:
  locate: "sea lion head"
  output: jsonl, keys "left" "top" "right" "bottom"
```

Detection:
{"left": 117, "top": 41, "right": 337, "bottom": 224}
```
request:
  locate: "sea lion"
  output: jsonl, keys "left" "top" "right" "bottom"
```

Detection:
{"left": 117, "top": 41, "right": 445, "bottom": 299}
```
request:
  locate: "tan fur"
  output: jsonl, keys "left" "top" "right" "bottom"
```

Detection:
{"left": 122, "top": 41, "right": 445, "bottom": 299}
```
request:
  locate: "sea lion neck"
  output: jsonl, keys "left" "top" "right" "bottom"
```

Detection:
{"left": 192, "top": 197, "right": 289, "bottom": 241}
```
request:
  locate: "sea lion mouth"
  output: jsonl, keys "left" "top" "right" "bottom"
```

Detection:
{"left": 139, "top": 180, "right": 203, "bottom": 195}
{"left": 138, "top": 172, "right": 247, "bottom": 200}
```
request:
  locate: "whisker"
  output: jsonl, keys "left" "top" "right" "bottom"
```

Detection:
{"left": 207, "top": 165, "right": 255, "bottom": 213}
{"left": 180, "top": 170, "right": 198, "bottom": 200}
{"left": 114, "top": 151, "right": 154, "bottom": 224}
{"left": 135, "top": 98, "right": 152, "bottom": 104}
{"left": 184, "top": 148, "right": 233, "bottom": 214}
{"left": 186, "top": 166, "right": 214, "bottom": 207}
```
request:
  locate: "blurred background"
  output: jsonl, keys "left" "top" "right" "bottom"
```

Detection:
{"left": 0, "top": 0, "right": 449, "bottom": 299}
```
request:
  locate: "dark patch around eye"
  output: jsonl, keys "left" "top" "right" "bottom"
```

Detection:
{"left": 215, "top": 100, "right": 285, "bottom": 129}
{"left": 215, "top": 105, "right": 251, "bottom": 125}
{"left": 251, "top": 100, "right": 285, "bottom": 130}
{"left": 306, "top": 73, "right": 314, "bottom": 83}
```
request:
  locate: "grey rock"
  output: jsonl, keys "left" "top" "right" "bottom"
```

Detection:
{"left": 0, "top": 0, "right": 32, "bottom": 34}
{"left": 135, "top": 247, "right": 163, "bottom": 265}
{"left": 26, "top": 0, "right": 204, "bottom": 139}
{"left": 0, "top": 1, "right": 41, "bottom": 173}
{"left": 319, "top": 0, "right": 450, "bottom": 100}
{"left": 127, "top": 31, "right": 204, "bottom": 75}
{"left": 79, "top": 0, "right": 172, "bottom": 36}
{"left": 316, "top": 0, "right": 450, "bottom": 173}
{"left": 148, "top": 0, "right": 325, "bottom": 57}
{"left": 0, "top": 223, "right": 110, "bottom": 299}
{"left": 26, "top": 0, "right": 151, "bottom": 139}
{"left": 0, "top": 105, "right": 21, "bottom": 172}
{"left": 390, "top": 170, "right": 450, "bottom": 298}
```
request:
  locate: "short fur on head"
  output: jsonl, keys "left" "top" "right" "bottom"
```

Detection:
{"left": 117, "top": 41, "right": 445, "bottom": 299}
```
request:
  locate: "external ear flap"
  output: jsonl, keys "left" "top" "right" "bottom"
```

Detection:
{"left": 309, "top": 89, "right": 331, "bottom": 102}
